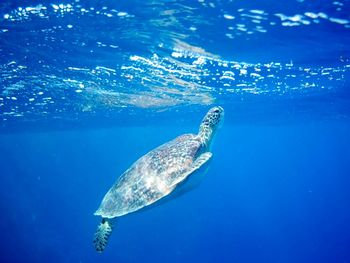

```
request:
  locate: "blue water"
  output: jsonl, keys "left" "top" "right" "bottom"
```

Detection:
{"left": 1, "top": 0, "right": 350, "bottom": 262}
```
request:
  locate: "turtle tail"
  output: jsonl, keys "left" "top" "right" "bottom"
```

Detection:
{"left": 93, "top": 218, "right": 114, "bottom": 253}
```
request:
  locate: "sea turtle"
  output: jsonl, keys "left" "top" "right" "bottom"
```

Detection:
{"left": 93, "top": 106, "right": 224, "bottom": 252}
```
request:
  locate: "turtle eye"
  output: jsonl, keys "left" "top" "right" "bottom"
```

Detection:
{"left": 212, "top": 107, "right": 223, "bottom": 114}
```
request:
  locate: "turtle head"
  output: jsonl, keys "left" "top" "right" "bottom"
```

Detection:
{"left": 198, "top": 106, "right": 224, "bottom": 147}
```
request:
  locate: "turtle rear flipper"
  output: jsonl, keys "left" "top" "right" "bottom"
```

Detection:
{"left": 93, "top": 218, "right": 114, "bottom": 252}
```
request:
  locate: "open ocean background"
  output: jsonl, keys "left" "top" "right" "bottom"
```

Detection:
{"left": 1, "top": 0, "right": 350, "bottom": 262}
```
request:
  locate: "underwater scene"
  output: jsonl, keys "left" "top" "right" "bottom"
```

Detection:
{"left": 0, "top": 0, "right": 350, "bottom": 262}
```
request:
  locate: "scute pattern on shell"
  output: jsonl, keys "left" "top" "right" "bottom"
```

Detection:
{"left": 95, "top": 133, "right": 203, "bottom": 218}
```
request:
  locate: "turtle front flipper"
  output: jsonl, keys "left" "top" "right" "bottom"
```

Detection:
{"left": 169, "top": 152, "right": 213, "bottom": 188}
{"left": 93, "top": 218, "right": 114, "bottom": 253}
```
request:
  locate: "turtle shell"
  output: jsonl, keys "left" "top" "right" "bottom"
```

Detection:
{"left": 95, "top": 133, "right": 205, "bottom": 218}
